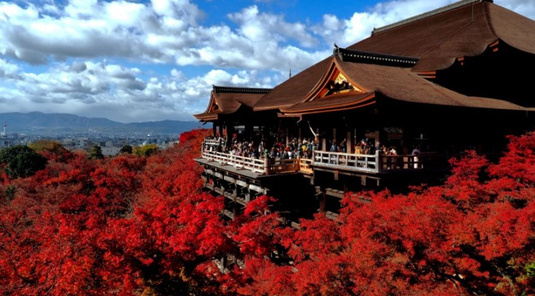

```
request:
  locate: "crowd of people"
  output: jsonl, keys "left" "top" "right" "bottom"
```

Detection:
{"left": 204, "top": 136, "right": 412, "bottom": 160}
{"left": 202, "top": 135, "right": 425, "bottom": 170}
{"left": 203, "top": 136, "right": 316, "bottom": 160}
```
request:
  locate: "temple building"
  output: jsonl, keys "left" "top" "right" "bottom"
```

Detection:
{"left": 194, "top": 0, "right": 535, "bottom": 222}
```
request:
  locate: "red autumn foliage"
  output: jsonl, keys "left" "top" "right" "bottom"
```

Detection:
{"left": 226, "top": 132, "right": 535, "bottom": 296}
{"left": 0, "top": 128, "right": 534, "bottom": 296}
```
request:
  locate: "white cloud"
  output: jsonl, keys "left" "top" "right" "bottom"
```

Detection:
{"left": 0, "top": 56, "right": 279, "bottom": 122}
{"left": 0, "top": 1, "right": 329, "bottom": 72}
{"left": 0, "top": 59, "right": 20, "bottom": 78}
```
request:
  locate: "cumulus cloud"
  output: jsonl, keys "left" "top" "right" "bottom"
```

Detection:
{"left": 0, "top": 1, "right": 329, "bottom": 72}
{"left": 0, "top": 56, "right": 276, "bottom": 122}
{"left": 0, "top": 0, "right": 532, "bottom": 122}
{"left": 0, "top": 59, "right": 20, "bottom": 78}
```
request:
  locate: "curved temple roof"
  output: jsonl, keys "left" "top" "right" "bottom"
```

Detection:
{"left": 194, "top": 86, "right": 271, "bottom": 121}
{"left": 280, "top": 54, "right": 526, "bottom": 116}
{"left": 253, "top": 0, "right": 535, "bottom": 115}
{"left": 350, "top": 0, "right": 535, "bottom": 71}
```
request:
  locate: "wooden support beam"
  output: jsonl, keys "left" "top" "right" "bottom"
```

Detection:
{"left": 325, "top": 188, "right": 345, "bottom": 199}
{"left": 236, "top": 179, "right": 248, "bottom": 187}
{"left": 224, "top": 175, "right": 235, "bottom": 183}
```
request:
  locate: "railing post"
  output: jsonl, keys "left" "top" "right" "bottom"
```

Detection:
{"left": 264, "top": 157, "right": 270, "bottom": 175}
{"left": 376, "top": 150, "right": 382, "bottom": 173}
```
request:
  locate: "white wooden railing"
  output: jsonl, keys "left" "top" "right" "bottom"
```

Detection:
{"left": 203, "top": 138, "right": 223, "bottom": 147}
{"left": 313, "top": 150, "right": 437, "bottom": 172}
{"left": 201, "top": 140, "right": 441, "bottom": 176}
{"left": 313, "top": 150, "right": 381, "bottom": 173}
{"left": 202, "top": 149, "right": 267, "bottom": 174}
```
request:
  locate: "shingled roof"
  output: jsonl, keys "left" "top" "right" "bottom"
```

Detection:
{"left": 194, "top": 86, "right": 271, "bottom": 121}
{"left": 254, "top": 0, "right": 535, "bottom": 114}
{"left": 280, "top": 54, "right": 526, "bottom": 115}
{"left": 350, "top": 0, "right": 535, "bottom": 71}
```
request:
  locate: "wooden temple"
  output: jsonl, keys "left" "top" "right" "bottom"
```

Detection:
{"left": 194, "top": 0, "right": 535, "bottom": 222}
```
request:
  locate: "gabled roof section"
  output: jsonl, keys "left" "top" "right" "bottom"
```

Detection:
{"left": 194, "top": 85, "right": 271, "bottom": 121}
{"left": 282, "top": 46, "right": 421, "bottom": 115}
{"left": 253, "top": 58, "right": 333, "bottom": 112}
{"left": 349, "top": 0, "right": 535, "bottom": 71}
{"left": 301, "top": 52, "right": 368, "bottom": 103}
{"left": 334, "top": 55, "right": 527, "bottom": 111}
{"left": 254, "top": 46, "right": 419, "bottom": 113}
{"left": 281, "top": 52, "right": 527, "bottom": 116}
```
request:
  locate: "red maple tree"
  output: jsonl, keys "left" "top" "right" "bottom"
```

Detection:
{"left": 0, "top": 129, "right": 534, "bottom": 296}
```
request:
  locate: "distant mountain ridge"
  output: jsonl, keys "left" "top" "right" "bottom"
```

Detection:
{"left": 0, "top": 112, "right": 203, "bottom": 135}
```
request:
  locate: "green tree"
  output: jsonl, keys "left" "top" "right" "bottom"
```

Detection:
{"left": 527, "top": 261, "right": 535, "bottom": 278}
{"left": 88, "top": 145, "right": 104, "bottom": 159}
{"left": 0, "top": 145, "right": 48, "bottom": 178}
{"left": 133, "top": 144, "right": 159, "bottom": 157}
{"left": 119, "top": 144, "right": 133, "bottom": 154}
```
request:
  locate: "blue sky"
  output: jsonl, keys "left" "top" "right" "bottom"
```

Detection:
{"left": 0, "top": 0, "right": 533, "bottom": 123}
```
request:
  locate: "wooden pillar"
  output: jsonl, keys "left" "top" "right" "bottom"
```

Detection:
{"left": 346, "top": 131, "right": 352, "bottom": 153}
{"left": 316, "top": 186, "right": 326, "bottom": 213}
{"left": 374, "top": 130, "right": 381, "bottom": 148}
{"left": 315, "top": 128, "right": 320, "bottom": 150}
{"left": 226, "top": 124, "right": 235, "bottom": 148}
{"left": 298, "top": 127, "right": 302, "bottom": 143}
{"left": 264, "top": 157, "right": 270, "bottom": 175}
{"left": 245, "top": 124, "right": 252, "bottom": 141}
{"left": 245, "top": 186, "right": 251, "bottom": 202}
{"left": 332, "top": 127, "right": 337, "bottom": 142}
{"left": 320, "top": 190, "right": 326, "bottom": 213}
{"left": 286, "top": 128, "right": 289, "bottom": 146}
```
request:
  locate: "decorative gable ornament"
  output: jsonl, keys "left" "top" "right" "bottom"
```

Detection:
{"left": 305, "top": 60, "right": 366, "bottom": 102}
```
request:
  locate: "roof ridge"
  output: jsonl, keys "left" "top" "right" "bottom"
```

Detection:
{"left": 334, "top": 45, "right": 419, "bottom": 67}
{"left": 213, "top": 85, "right": 272, "bottom": 94}
{"left": 372, "top": 0, "right": 492, "bottom": 35}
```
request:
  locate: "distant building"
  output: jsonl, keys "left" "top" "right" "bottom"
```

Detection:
{"left": 76, "top": 137, "right": 89, "bottom": 149}
{"left": 101, "top": 146, "right": 121, "bottom": 157}
{"left": 0, "top": 123, "right": 15, "bottom": 148}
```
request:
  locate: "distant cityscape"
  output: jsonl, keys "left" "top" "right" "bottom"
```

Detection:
{"left": 0, "top": 112, "right": 205, "bottom": 156}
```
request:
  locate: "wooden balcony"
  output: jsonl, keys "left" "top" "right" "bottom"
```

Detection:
{"left": 200, "top": 149, "right": 300, "bottom": 176}
{"left": 199, "top": 140, "right": 445, "bottom": 177}
{"left": 313, "top": 150, "right": 439, "bottom": 173}
{"left": 313, "top": 151, "right": 380, "bottom": 173}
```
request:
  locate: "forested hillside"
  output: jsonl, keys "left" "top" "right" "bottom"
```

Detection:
{"left": 1, "top": 129, "right": 534, "bottom": 296}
